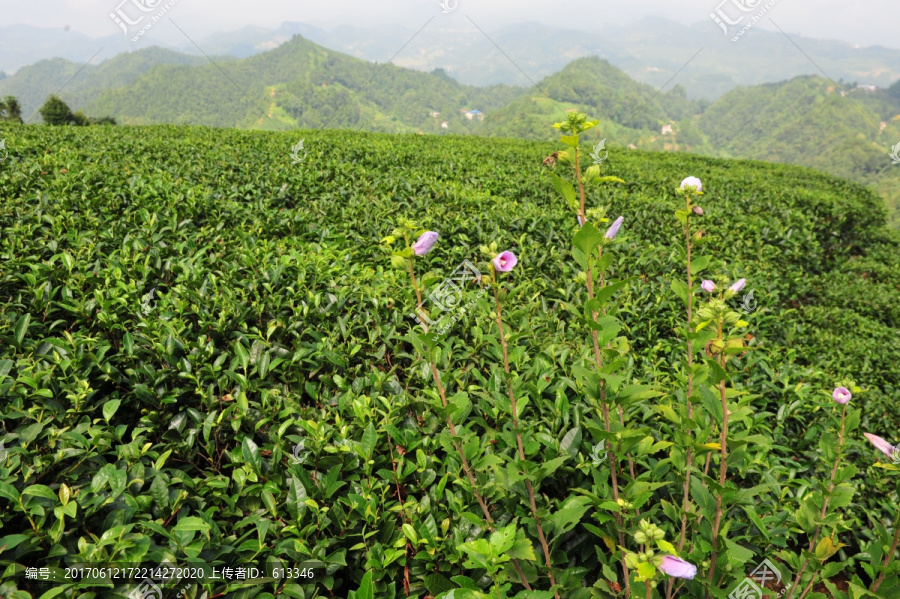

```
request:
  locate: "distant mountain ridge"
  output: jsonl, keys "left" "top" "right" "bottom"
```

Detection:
{"left": 73, "top": 36, "right": 521, "bottom": 133}
{"left": 4, "top": 17, "right": 900, "bottom": 101}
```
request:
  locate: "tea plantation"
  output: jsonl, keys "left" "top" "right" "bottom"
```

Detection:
{"left": 1, "top": 123, "right": 899, "bottom": 598}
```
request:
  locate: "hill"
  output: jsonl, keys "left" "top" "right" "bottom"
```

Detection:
{"left": 697, "top": 77, "right": 900, "bottom": 226}
{"left": 0, "top": 47, "right": 213, "bottom": 122}
{"left": 478, "top": 56, "right": 705, "bottom": 150}
{"left": 1, "top": 122, "right": 899, "bottom": 595}
{"left": 81, "top": 35, "right": 522, "bottom": 132}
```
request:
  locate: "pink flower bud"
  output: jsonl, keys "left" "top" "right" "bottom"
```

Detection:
{"left": 604, "top": 216, "right": 624, "bottom": 239}
{"left": 864, "top": 433, "right": 895, "bottom": 458}
{"left": 659, "top": 555, "right": 697, "bottom": 579}
{"left": 701, "top": 280, "right": 715, "bottom": 292}
{"left": 729, "top": 278, "right": 746, "bottom": 293}
{"left": 411, "top": 231, "right": 438, "bottom": 256}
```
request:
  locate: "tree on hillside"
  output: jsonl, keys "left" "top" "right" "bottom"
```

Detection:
{"left": 71, "top": 111, "right": 91, "bottom": 126}
{"left": 39, "top": 95, "right": 75, "bottom": 126}
{"left": 1, "top": 96, "right": 23, "bottom": 122}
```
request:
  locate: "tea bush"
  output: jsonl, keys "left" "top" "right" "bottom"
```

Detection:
{"left": 0, "top": 119, "right": 899, "bottom": 598}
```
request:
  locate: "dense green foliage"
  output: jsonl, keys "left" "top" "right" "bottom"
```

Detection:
{"left": 1, "top": 123, "right": 899, "bottom": 598}
{"left": 4, "top": 37, "right": 899, "bottom": 225}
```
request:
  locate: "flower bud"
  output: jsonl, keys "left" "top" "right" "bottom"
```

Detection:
{"left": 729, "top": 278, "right": 747, "bottom": 293}
{"left": 864, "top": 433, "right": 895, "bottom": 457}
{"left": 604, "top": 216, "right": 624, "bottom": 240}
{"left": 411, "top": 231, "right": 439, "bottom": 256}
{"left": 692, "top": 205, "right": 704, "bottom": 215}
{"left": 659, "top": 556, "right": 697, "bottom": 579}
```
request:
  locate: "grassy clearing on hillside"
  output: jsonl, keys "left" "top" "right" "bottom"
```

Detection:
{"left": 0, "top": 123, "right": 899, "bottom": 598}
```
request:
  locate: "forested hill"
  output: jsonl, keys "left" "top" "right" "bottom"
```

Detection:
{"left": 0, "top": 47, "right": 212, "bottom": 122}
{"left": 82, "top": 36, "right": 522, "bottom": 132}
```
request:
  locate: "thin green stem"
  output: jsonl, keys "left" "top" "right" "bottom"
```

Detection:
{"left": 586, "top": 247, "right": 631, "bottom": 598}
{"left": 598, "top": 248, "right": 638, "bottom": 491}
{"left": 787, "top": 405, "right": 847, "bottom": 599}
{"left": 705, "top": 320, "right": 729, "bottom": 597}
{"left": 572, "top": 153, "right": 630, "bottom": 598}
{"left": 407, "top": 258, "right": 532, "bottom": 591}
{"left": 669, "top": 200, "right": 695, "bottom": 599}
{"left": 491, "top": 269, "right": 559, "bottom": 598}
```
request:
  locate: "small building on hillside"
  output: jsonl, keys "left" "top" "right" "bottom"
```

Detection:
{"left": 661, "top": 124, "right": 674, "bottom": 135}
{"left": 465, "top": 110, "right": 484, "bottom": 121}
{"left": 441, "top": 122, "right": 449, "bottom": 129}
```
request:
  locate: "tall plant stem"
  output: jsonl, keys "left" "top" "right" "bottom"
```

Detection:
{"left": 586, "top": 249, "right": 631, "bottom": 598}
{"left": 669, "top": 204, "right": 695, "bottom": 599}
{"left": 491, "top": 274, "right": 559, "bottom": 598}
{"left": 872, "top": 508, "right": 900, "bottom": 592}
{"left": 573, "top": 154, "right": 631, "bottom": 598}
{"left": 786, "top": 405, "right": 847, "bottom": 599}
{"left": 408, "top": 258, "right": 533, "bottom": 591}
{"left": 705, "top": 322, "right": 729, "bottom": 597}
{"left": 574, "top": 147, "right": 586, "bottom": 219}
{"left": 598, "top": 250, "right": 638, "bottom": 488}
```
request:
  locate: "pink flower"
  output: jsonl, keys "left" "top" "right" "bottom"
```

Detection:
{"left": 492, "top": 251, "right": 518, "bottom": 272}
{"left": 412, "top": 231, "right": 438, "bottom": 256}
{"left": 701, "top": 280, "right": 715, "bottom": 293}
{"left": 659, "top": 555, "right": 697, "bottom": 579}
{"left": 864, "top": 433, "right": 896, "bottom": 458}
{"left": 832, "top": 387, "right": 851, "bottom": 405}
{"left": 729, "top": 278, "right": 747, "bottom": 293}
{"left": 604, "top": 216, "right": 624, "bottom": 240}
{"left": 680, "top": 177, "right": 702, "bottom": 192}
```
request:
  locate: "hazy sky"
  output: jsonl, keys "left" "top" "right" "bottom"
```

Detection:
{"left": 2, "top": 0, "right": 897, "bottom": 49}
